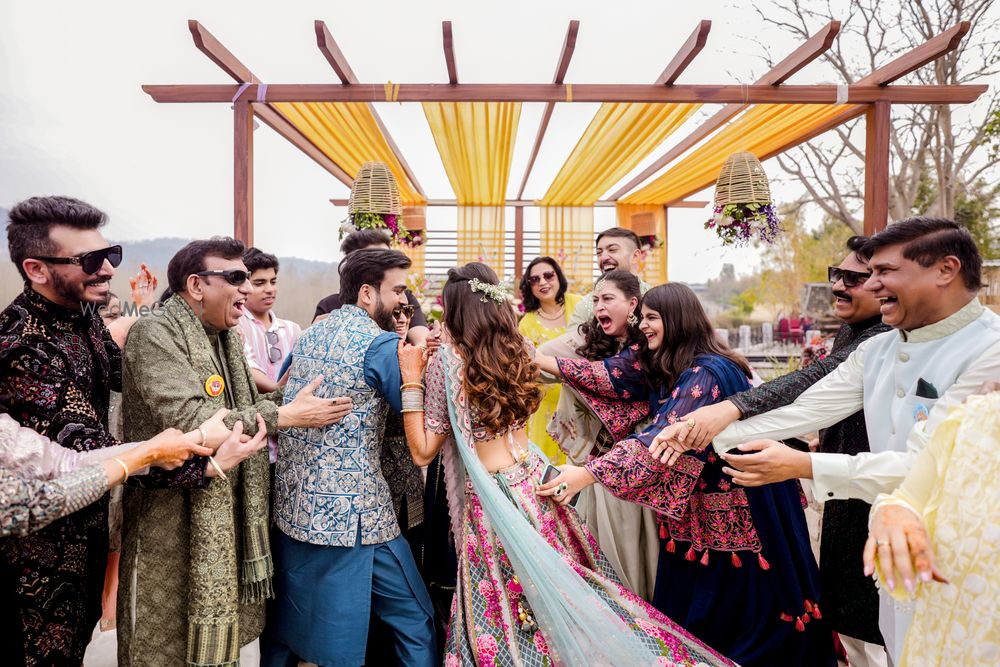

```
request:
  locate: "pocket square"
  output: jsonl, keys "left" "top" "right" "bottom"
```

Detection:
{"left": 915, "top": 377, "right": 939, "bottom": 399}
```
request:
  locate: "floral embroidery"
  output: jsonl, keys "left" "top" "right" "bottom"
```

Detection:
{"left": 557, "top": 356, "right": 648, "bottom": 442}
{"left": 667, "top": 411, "right": 679, "bottom": 424}
{"left": 711, "top": 385, "right": 720, "bottom": 400}
{"left": 533, "top": 630, "right": 550, "bottom": 655}
{"left": 664, "top": 488, "right": 763, "bottom": 555}
{"left": 671, "top": 387, "right": 679, "bottom": 399}
{"left": 690, "top": 385, "right": 703, "bottom": 398}
{"left": 475, "top": 633, "right": 499, "bottom": 664}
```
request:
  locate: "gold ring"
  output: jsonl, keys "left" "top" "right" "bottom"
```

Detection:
{"left": 686, "top": 419, "right": 696, "bottom": 428}
{"left": 875, "top": 539, "right": 889, "bottom": 546}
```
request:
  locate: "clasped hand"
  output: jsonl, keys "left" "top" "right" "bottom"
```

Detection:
{"left": 536, "top": 465, "right": 595, "bottom": 506}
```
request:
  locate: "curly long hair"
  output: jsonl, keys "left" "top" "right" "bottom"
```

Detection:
{"left": 639, "top": 283, "right": 751, "bottom": 389}
{"left": 443, "top": 263, "right": 541, "bottom": 434}
{"left": 575, "top": 270, "right": 642, "bottom": 361}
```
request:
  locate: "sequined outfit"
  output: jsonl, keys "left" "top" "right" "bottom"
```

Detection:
{"left": 0, "top": 287, "right": 121, "bottom": 665}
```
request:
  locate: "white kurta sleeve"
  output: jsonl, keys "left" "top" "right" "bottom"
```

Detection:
{"left": 713, "top": 341, "right": 868, "bottom": 453}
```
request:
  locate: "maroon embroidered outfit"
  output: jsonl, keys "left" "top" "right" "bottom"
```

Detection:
{"left": 0, "top": 288, "right": 121, "bottom": 665}
{"left": 558, "top": 349, "right": 835, "bottom": 667}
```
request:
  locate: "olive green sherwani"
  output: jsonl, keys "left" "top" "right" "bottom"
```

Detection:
{"left": 117, "top": 296, "right": 279, "bottom": 667}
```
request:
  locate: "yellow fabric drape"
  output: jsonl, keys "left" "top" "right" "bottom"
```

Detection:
{"left": 422, "top": 102, "right": 521, "bottom": 205}
{"left": 616, "top": 204, "right": 667, "bottom": 284}
{"left": 273, "top": 102, "right": 424, "bottom": 205}
{"left": 422, "top": 102, "right": 521, "bottom": 279}
{"left": 623, "top": 104, "right": 861, "bottom": 205}
{"left": 540, "top": 103, "right": 700, "bottom": 206}
{"left": 457, "top": 206, "right": 506, "bottom": 276}
{"left": 539, "top": 206, "right": 595, "bottom": 293}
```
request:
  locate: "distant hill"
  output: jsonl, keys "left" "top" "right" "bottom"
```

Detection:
{"left": 0, "top": 233, "right": 340, "bottom": 327}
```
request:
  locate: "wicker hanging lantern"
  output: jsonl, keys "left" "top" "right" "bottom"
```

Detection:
{"left": 348, "top": 162, "right": 402, "bottom": 216}
{"left": 705, "top": 151, "right": 781, "bottom": 246}
{"left": 713, "top": 151, "right": 771, "bottom": 207}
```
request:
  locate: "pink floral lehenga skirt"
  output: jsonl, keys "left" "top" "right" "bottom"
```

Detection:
{"left": 443, "top": 451, "right": 733, "bottom": 667}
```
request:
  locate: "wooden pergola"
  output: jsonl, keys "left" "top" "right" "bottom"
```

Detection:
{"left": 143, "top": 18, "right": 986, "bottom": 282}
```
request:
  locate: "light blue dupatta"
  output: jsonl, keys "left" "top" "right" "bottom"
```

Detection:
{"left": 438, "top": 346, "right": 656, "bottom": 666}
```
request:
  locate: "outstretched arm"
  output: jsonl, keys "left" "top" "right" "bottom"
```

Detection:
{"left": 399, "top": 342, "right": 449, "bottom": 466}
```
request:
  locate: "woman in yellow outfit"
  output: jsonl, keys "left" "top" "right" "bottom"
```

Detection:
{"left": 518, "top": 257, "right": 581, "bottom": 465}
{"left": 864, "top": 388, "right": 1000, "bottom": 667}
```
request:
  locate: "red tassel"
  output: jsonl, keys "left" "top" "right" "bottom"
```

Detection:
{"left": 665, "top": 539, "right": 676, "bottom": 554}
{"left": 779, "top": 613, "right": 793, "bottom": 622}
{"left": 757, "top": 553, "right": 770, "bottom": 570}
{"left": 659, "top": 524, "right": 668, "bottom": 540}
{"left": 803, "top": 600, "right": 814, "bottom": 614}
{"left": 731, "top": 552, "right": 742, "bottom": 568}
{"left": 811, "top": 604, "right": 822, "bottom": 620}
{"left": 800, "top": 613, "right": 811, "bottom": 625}
{"left": 794, "top": 618, "right": 805, "bottom": 632}
{"left": 685, "top": 547, "right": 696, "bottom": 561}
{"left": 700, "top": 550, "right": 710, "bottom": 566}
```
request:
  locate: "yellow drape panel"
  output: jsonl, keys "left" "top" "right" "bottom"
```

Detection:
{"left": 540, "top": 103, "right": 700, "bottom": 206}
{"left": 273, "top": 102, "right": 424, "bottom": 205}
{"left": 457, "top": 206, "right": 506, "bottom": 276}
{"left": 623, "top": 104, "right": 861, "bottom": 205}
{"left": 616, "top": 204, "right": 667, "bottom": 285}
{"left": 422, "top": 102, "right": 522, "bottom": 204}
{"left": 539, "top": 206, "right": 595, "bottom": 293}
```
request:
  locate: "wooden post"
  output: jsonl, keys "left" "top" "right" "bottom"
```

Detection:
{"left": 662, "top": 206, "right": 669, "bottom": 281}
{"left": 234, "top": 91, "right": 254, "bottom": 245}
{"left": 514, "top": 206, "right": 524, "bottom": 283}
{"left": 863, "top": 101, "right": 890, "bottom": 235}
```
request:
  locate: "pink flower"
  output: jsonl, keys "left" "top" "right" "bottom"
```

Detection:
{"left": 671, "top": 388, "right": 679, "bottom": 399}
{"left": 476, "top": 633, "right": 499, "bottom": 663}
{"left": 711, "top": 385, "right": 720, "bottom": 399}
{"left": 533, "top": 631, "right": 550, "bottom": 655}
{"left": 667, "top": 411, "right": 679, "bottom": 424}
{"left": 444, "top": 653, "right": 461, "bottom": 667}
{"left": 690, "top": 385, "right": 703, "bottom": 398}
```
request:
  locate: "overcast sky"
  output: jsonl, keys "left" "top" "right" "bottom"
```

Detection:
{"left": 0, "top": 0, "right": 973, "bottom": 282}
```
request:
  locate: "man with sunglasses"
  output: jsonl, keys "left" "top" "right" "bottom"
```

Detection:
{"left": 0, "top": 196, "right": 132, "bottom": 664}
{"left": 652, "top": 217, "right": 1000, "bottom": 664}
{"left": 655, "top": 235, "right": 891, "bottom": 666}
{"left": 117, "top": 237, "right": 353, "bottom": 666}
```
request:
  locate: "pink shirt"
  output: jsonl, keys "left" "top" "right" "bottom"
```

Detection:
{"left": 237, "top": 310, "right": 301, "bottom": 463}
{"left": 237, "top": 310, "right": 302, "bottom": 382}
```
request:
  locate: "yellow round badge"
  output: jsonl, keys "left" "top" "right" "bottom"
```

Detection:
{"left": 205, "top": 374, "right": 225, "bottom": 398}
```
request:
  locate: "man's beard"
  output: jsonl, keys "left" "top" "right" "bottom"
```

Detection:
{"left": 51, "top": 270, "right": 111, "bottom": 307}
{"left": 373, "top": 293, "right": 397, "bottom": 332}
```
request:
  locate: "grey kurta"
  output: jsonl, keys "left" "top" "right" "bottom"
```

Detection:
{"left": 117, "top": 299, "right": 279, "bottom": 666}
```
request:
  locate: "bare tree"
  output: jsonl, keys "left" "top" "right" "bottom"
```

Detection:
{"left": 757, "top": 0, "right": 999, "bottom": 233}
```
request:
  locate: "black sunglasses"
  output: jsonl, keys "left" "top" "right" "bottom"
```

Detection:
{"left": 828, "top": 266, "right": 872, "bottom": 289}
{"left": 528, "top": 270, "right": 557, "bottom": 285}
{"left": 35, "top": 245, "right": 123, "bottom": 275}
{"left": 196, "top": 269, "right": 250, "bottom": 286}
{"left": 393, "top": 304, "right": 416, "bottom": 318}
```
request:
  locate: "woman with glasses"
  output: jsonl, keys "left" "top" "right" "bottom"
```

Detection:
{"left": 517, "top": 257, "right": 581, "bottom": 465}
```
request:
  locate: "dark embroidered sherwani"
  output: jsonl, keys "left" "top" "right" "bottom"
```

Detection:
{"left": 0, "top": 287, "right": 121, "bottom": 665}
{"left": 729, "top": 315, "right": 891, "bottom": 644}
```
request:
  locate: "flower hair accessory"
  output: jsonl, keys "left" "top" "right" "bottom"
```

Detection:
{"left": 469, "top": 278, "right": 511, "bottom": 304}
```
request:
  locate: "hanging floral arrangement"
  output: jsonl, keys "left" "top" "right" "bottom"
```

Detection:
{"left": 705, "top": 151, "right": 781, "bottom": 246}
{"left": 339, "top": 162, "right": 424, "bottom": 247}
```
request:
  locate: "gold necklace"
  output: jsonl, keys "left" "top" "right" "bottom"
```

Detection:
{"left": 537, "top": 305, "right": 565, "bottom": 321}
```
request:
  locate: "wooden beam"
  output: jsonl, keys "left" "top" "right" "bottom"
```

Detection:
{"left": 329, "top": 198, "right": 709, "bottom": 208}
{"left": 144, "top": 82, "right": 987, "bottom": 105}
{"left": 655, "top": 20, "right": 712, "bottom": 85}
{"left": 662, "top": 206, "right": 669, "bottom": 281}
{"left": 607, "top": 20, "right": 841, "bottom": 201}
{"left": 234, "top": 88, "right": 254, "bottom": 245}
{"left": 314, "top": 20, "right": 358, "bottom": 84}
{"left": 859, "top": 22, "right": 971, "bottom": 85}
{"left": 252, "top": 103, "right": 353, "bottom": 187}
{"left": 313, "top": 20, "right": 426, "bottom": 196}
{"left": 863, "top": 102, "right": 891, "bottom": 234}
{"left": 189, "top": 20, "right": 259, "bottom": 83}
{"left": 442, "top": 21, "right": 458, "bottom": 84}
{"left": 516, "top": 20, "right": 579, "bottom": 199}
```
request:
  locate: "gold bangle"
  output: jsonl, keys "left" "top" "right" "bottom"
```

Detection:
{"left": 401, "top": 382, "right": 425, "bottom": 391}
{"left": 401, "top": 408, "right": 425, "bottom": 414}
{"left": 112, "top": 457, "right": 129, "bottom": 482}
{"left": 207, "top": 455, "right": 227, "bottom": 480}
